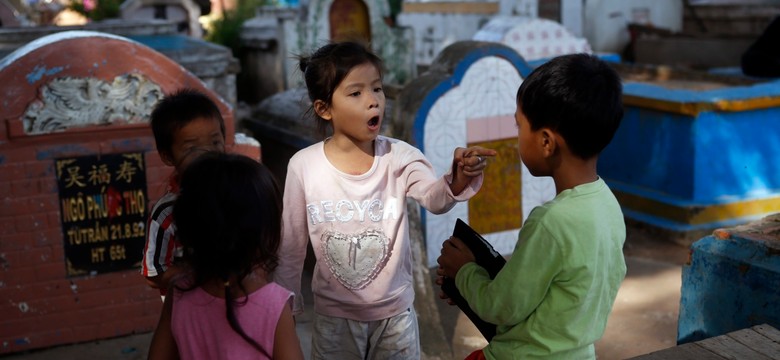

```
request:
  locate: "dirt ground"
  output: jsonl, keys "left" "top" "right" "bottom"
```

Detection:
{"left": 438, "top": 224, "right": 689, "bottom": 360}
{"left": 2, "top": 223, "right": 691, "bottom": 360}
{"left": 596, "top": 226, "right": 689, "bottom": 359}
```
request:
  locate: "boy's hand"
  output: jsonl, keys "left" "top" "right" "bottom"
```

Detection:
{"left": 450, "top": 146, "right": 497, "bottom": 195}
{"left": 436, "top": 236, "right": 475, "bottom": 306}
{"left": 434, "top": 275, "right": 457, "bottom": 306}
{"left": 436, "top": 236, "right": 476, "bottom": 279}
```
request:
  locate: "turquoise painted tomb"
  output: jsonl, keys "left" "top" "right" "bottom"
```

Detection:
{"left": 599, "top": 68, "right": 780, "bottom": 236}
{"left": 678, "top": 215, "right": 780, "bottom": 343}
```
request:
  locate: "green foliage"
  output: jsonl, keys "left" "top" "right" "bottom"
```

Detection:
{"left": 68, "top": 0, "right": 122, "bottom": 21}
{"left": 206, "top": 0, "right": 273, "bottom": 55}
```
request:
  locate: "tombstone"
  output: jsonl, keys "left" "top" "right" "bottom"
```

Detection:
{"left": 0, "top": 20, "right": 179, "bottom": 55}
{"left": 329, "top": 0, "right": 371, "bottom": 42}
{"left": 678, "top": 214, "right": 780, "bottom": 344}
{"left": 0, "top": 22, "right": 239, "bottom": 111}
{"left": 127, "top": 33, "right": 239, "bottom": 110}
{"left": 119, "top": 0, "right": 205, "bottom": 37}
{"left": 301, "top": 0, "right": 385, "bottom": 50}
{"left": 239, "top": 7, "right": 296, "bottom": 104}
{"left": 240, "top": 87, "right": 314, "bottom": 184}
{"left": 0, "top": 30, "right": 258, "bottom": 355}
{"left": 391, "top": 41, "right": 549, "bottom": 356}
{"left": 244, "top": 0, "right": 416, "bottom": 91}
{"left": 395, "top": 41, "right": 546, "bottom": 266}
{"left": 313, "top": 0, "right": 416, "bottom": 86}
{"left": 599, "top": 63, "right": 780, "bottom": 244}
{"left": 473, "top": 16, "right": 591, "bottom": 65}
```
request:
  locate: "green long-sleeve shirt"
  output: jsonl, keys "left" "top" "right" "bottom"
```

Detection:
{"left": 456, "top": 178, "right": 626, "bottom": 359}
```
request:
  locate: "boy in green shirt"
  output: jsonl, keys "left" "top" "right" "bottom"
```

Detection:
{"left": 437, "top": 53, "right": 626, "bottom": 360}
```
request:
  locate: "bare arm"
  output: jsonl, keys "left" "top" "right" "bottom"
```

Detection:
{"left": 273, "top": 304, "right": 304, "bottom": 359}
{"left": 145, "top": 265, "right": 183, "bottom": 290}
{"left": 274, "top": 164, "right": 309, "bottom": 315}
{"left": 148, "top": 292, "right": 179, "bottom": 360}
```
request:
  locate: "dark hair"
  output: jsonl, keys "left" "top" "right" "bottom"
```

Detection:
{"left": 150, "top": 88, "right": 226, "bottom": 155}
{"left": 299, "top": 41, "right": 383, "bottom": 135}
{"left": 173, "top": 152, "right": 282, "bottom": 355}
{"left": 516, "top": 54, "right": 623, "bottom": 159}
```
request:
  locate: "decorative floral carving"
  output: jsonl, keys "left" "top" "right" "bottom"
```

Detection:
{"left": 23, "top": 73, "right": 163, "bottom": 135}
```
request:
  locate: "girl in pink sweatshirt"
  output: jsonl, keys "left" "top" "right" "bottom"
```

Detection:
{"left": 274, "top": 41, "right": 496, "bottom": 359}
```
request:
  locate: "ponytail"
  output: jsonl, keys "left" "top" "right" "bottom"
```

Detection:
{"left": 224, "top": 280, "right": 271, "bottom": 358}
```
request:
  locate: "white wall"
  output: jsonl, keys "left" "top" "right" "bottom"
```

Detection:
{"left": 584, "top": 0, "right": 683, "bottom": 53}
{"left": 398, "top": 0, "right": 537, "bottom": 66}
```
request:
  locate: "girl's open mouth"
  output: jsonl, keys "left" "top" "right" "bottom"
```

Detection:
{"left": 368, "top": 116, "right": 380, "bottom": 128}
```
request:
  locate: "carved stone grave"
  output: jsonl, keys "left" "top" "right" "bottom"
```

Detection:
{"left": 0, "top": 30, "right": 256, "bottom": 354}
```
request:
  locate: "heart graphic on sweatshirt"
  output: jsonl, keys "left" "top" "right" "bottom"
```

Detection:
{"left": 321, "top": 228, "right": 391, "bottom": 290}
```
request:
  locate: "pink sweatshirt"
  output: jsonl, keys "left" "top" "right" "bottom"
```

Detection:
{"left": 171, "top": 282, "right": 293, "bottom": 359}
{"left": 274, "top": 136, "right": 482, "bottom": 321}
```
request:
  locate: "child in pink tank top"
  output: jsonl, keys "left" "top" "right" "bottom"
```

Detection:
{"left": 148, "top": 152, "right": 303, "bottom": 359}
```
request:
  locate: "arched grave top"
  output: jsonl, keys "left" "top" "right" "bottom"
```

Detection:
{"left": 473, "top": 16, "right": 592, "bottom": 62}
{"left": 395, "top": 41, "right": 555, "bottom": 267}
{"left": 0, "top": 30, "right": 234, "bottom": 141}
{"left": 396, "top": 41, "right": 533, "bottom": 150}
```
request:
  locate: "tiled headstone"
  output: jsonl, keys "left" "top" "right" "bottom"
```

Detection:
{"left": 395, "top": 41, "right": 555, "bottom": 266}
{"left": 474, "top": 16, "right": 592, "bottom": 62}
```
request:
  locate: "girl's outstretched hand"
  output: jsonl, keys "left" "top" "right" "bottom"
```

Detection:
{"left": 450, "top": 146, "right": 497, "bottom": 195}
{"left": 455, "top": 146, "right": 497, "bottom": 177}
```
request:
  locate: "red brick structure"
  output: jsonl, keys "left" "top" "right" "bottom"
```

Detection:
{"left": 0, "top": 31, "right": 258, "bottom": 354}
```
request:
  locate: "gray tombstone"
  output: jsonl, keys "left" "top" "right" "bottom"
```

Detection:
{"left": 120, "top": 0, "right": 204, "bottom": 37}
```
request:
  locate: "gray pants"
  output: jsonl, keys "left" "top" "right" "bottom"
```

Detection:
{"left": 311, "top": 308, "right": 421, "bottom": 360}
